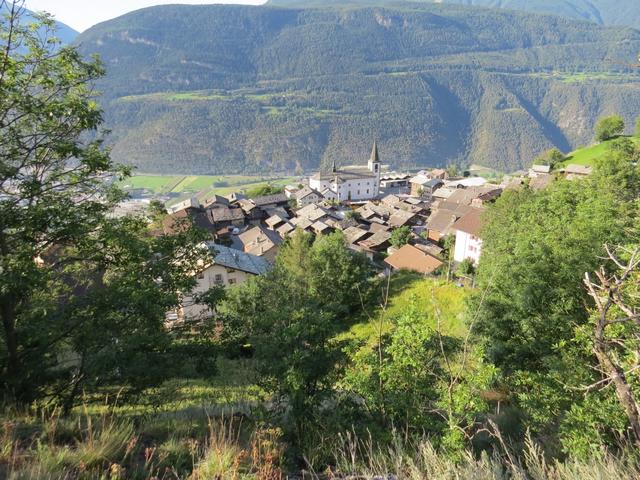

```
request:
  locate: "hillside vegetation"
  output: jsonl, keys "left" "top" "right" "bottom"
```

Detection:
{"left": 75, "top": 3, "right": 640, "bottom": 174}
{"left": 270, "top": 0, "right": 640, "bottom": 29}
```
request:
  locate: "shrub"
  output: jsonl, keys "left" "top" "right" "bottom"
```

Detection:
{"left": 595, "top": 115, "right": 625, "bottom": 142}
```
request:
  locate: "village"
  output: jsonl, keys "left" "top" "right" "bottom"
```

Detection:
{"left": 157, "top": 142, "right": 594, "bottom": 320}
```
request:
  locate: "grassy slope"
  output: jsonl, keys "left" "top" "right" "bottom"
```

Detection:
{"left": 119, "top": 174, "right": 298, "bottom": 203}
{"left": 562, "top": 135, "right": 640, "bottom": 166}
{"left": 340, "top": 272, "right": 469, "bottom": 346}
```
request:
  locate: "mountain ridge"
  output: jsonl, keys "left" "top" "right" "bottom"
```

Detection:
{"left": 75, "top": 3, "right": 640, "bottom": 174}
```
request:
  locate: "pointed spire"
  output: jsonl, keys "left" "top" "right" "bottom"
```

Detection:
{"left": 332, "top": 158, "right": 337, "bottom": 173}
{"left": 370, "top": 140, "right": 379, "bottom": 164}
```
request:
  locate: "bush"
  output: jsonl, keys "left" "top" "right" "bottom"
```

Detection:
{"left": 595, "top": 115, "right": 625, "bottom": 142}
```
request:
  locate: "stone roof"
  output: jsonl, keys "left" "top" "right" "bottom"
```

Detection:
{"left": 238, "top": 225, "right": 282, "bottom": 256}
{"left": 296, "top": 203, "right": 335, "bottom": 222}
{"left": 562, "top": 164, "right": 593, "bottom": 176}
{"left": 207, "top": 243, "right": 272, "bottom": 275}
{"left": 358, "top": 230, "right": 392, "bottom": 250}
{"left": 388, "top": 209, "right": 416, "bottom": 228}
{"left": 446, "top": 177, "right": 488, "bottom": 188}
{"left": 265, "top": 214, "right": 287, "bottom": 229}
{"left": 452, "top": 208, "right": 484, "bottom": 237}
{"left": 448, "top": 186, "right": 502, "bottom": 206}
{"left": 529, "top": 174, "right": 554, "bottom": 190}
{"left": 251, "top": 193, "right": 288, "bottom": 207}
{"left": 311, "top": 221, "right": 332, "bottom": 234}
{"left": 210, "top": 206, "right": 245, "bottom": 223}
{"left": 295, "top": 186, "right": 321, "bottom": 200}
{"left": 202, "top": 194, "right": 230, "bottom": 209}
{"left": 312, "top": 165, "right": 377, "bottom": 182}
{"left": 276, "top": 222, "right": 295, "bottom": 238}
{"left": 432, "top": 187, "right": 456, "bottom": 199}
{"left": 384, "top": 244, "right": 443, "bottom": 275}
{"left": 343, "top": 226, "right": 371, "bottom": 245}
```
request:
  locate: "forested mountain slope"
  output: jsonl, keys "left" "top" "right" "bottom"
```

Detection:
{"left": 76, "top": 3, "right": 640, "bottom": 174}
{"left": 1, "top": 4, "right": 77, "bottom": 44}
{"left": 270, "top": 0, "right": 640, "bottom": 29}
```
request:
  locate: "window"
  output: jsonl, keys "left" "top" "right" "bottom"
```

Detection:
{"left": 197, "top": 271, "right": 205, "bottom": 280}
{"left": 228, "top": 278, "right": 236, "bottom": 285}
{"left": 214, "top": 274, "right": 224, "bottom": 285}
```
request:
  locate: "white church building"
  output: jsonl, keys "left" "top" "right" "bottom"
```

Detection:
{"left": 309, "top": 142, "right": 382, "bottom": 202}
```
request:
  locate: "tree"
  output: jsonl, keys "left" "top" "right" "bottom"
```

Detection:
{"left": 583, "top": 246, "right": 640, "bottom": 447}
{"left": 470, "top": 146, "right": 639, "bottom": 452}
{"left": 390, "top": 226, "right": 412, "bottom": 248}
{"left": 0, "top": 4, "right": 212, "bottom": 405}
{"left": 533, "top": 147, "right": 565, "bottom": 170}
{"left": 595, "top": 115, "right": 625, "bottom": 142}
{"left": 221, "top": 230, "right": 372, "bottom": 449}
{"left": 635, "top": 116, "right": 640, "bottom": 138}
{"left": 342, "top": 301, "right": 494, "bottom": 455}
{"left": 457, "top": 258, "right": 475, "bottom": 277}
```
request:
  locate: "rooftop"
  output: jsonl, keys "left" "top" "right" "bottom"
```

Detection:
{"left": 384, "top": 244, "right": 443, "bottom": 275}
{"left": 452, "top": 208, "right": 485, "bottom": 237}
{"left": 206, "top": 243, "right": 272, "bottom": 275}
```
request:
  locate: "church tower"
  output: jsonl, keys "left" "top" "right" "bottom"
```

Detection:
{"left": 367, "top": 140, "right": 381, "bottom": 182}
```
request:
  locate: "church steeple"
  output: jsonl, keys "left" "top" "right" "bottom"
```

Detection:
{"left": 368, "top": 140, "right": 380, "bottom": 175}
{"left": 331, "top": 158, "right": 337, "bottom": 173}
{"left": 369, "top": 140, "right": 379, "bottom": 164}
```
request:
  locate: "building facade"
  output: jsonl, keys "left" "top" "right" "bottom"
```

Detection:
{"left": 309, "top": 142, "right": 381, "bottom": 202}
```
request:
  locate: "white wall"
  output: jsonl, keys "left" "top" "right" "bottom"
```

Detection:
{"left": 181, "top": 264, "right": 253, "bottom": 319}
{"left": 454, "top": 230, "right": 482, "bottom": 265}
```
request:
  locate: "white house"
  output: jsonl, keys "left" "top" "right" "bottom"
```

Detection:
{"left": 180, "top": 243, "right": 271, "bottom": 320}
{"left": 309, "top": 142, "right": 381, "bottom": 202}
{"left": 452, "top": 208, "right": 484, "bottom": 265}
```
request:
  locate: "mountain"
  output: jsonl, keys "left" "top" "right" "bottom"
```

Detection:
{"left": 269, "top": 0, "right": 640, "bottom": 30}
{"left": 1, "top": 4, "right": 78, "bottom": 44}
{"left": 75, "top": 3, "right": 640, "bottom": 174}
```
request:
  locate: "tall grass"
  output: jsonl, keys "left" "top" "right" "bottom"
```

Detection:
{"left": 329, "top": 431, "right": 640, "bottom": 480}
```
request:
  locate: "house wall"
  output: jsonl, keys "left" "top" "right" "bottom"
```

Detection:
{"left": 333, "top": 178, "right": 378, "bottom": 201}
{"left": 410, "top": 183, "right": 423, "bottom": 197}
{"left": 454, "top": 230, "right": 482, "bottom": 265}
{"left": 181, "top": 264, "right": 253, "bottom": 319}
{"left": 309, "top": 178, "right": 331, "bottom": 192}
{"left": 298, "top": 193, "right": 321, "bottom": 207}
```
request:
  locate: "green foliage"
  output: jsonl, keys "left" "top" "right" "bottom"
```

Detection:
{"left": 471, "top": 142, "right": 640, "bottom": 453}
{"left": 0, "top": 7, "right": 216, "bottom": 408}
{"left": 533, "top": 147, "right": 565, "bottom": 170}
{"left": 221, "top": 230, "right": 372, "bottom": 448}
{"left": 341, "top": 301, "right": 494, "bottom": 454}
{"left": 389, "top": 226, "right": 412, "bottom": 248}
{"left": 457, "top": 258, "right": 476, "bottom": 277}
{"left": 595, "top": 115, "right": 625, "bottom": 142}
{"left": 244, "top": 183, "right": 284, "bottom": 198}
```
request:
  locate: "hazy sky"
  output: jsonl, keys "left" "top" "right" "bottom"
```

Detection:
{"left": 26, "top": 1, "right": 267, "bottom": 32}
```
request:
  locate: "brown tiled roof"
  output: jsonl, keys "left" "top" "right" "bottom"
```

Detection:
{"left": 384, "top": 244, "right": 443, "bottom": 275}
{"left": 452, "top": 208, "right": 484, "bottom": 237}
